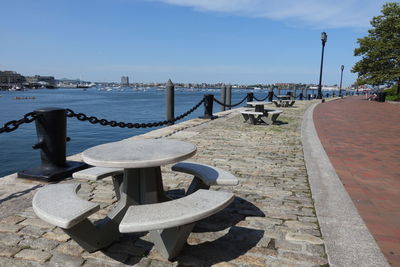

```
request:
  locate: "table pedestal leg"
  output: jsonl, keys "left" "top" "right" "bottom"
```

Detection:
{"left": 149, "top": 223, "right": 195, "bottom": 260}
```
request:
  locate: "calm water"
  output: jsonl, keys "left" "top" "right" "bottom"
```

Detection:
{"left": 0, "top": 87, "right": 341, "bottom": 177}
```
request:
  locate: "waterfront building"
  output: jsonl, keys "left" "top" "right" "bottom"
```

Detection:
{"left": 121, "top": 76, "right": 129, "bottom": 86}
{"left": 0, "top": 71, "right": 25, "bottom": 84}
{"left": 25, "top": 75, "right": 56, "bottom": 88}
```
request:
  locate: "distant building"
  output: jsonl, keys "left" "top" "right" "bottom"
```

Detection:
{"left": 0, "top": 71, "right": 25, "bottom": 84}
{"left": 121, "top": 76, "right": 129, "bottom": 86}
{"left": 25, "top": 75, "right": 56, "bottom": 88}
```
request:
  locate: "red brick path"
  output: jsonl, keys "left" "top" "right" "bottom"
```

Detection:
{"left": 314, "top": 96, "right": 400, "bottom": 266}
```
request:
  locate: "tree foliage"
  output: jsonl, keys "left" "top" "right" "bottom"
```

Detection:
{"left": 352, "top": 2, "right": 400, "bottom": 94}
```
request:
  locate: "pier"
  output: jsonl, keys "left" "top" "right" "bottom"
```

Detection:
{"left": 0, "top": 97, "right": 394, "bottom": 266}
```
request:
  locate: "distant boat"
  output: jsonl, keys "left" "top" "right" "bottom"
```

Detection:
{"left": 76, "top": 84, "right": 90, "bottom": 88}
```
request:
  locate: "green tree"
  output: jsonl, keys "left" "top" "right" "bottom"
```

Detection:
{"left": 352, "top": 2, "right": 400, "bottom": 94}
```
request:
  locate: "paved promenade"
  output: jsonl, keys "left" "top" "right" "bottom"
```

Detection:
{"left": 314, "top": 96, "right": 400, "bottom": 266}
{"left": 0, "top": 100, "right": 331, "bottom": 266}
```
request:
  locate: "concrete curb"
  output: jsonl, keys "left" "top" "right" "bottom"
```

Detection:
{"left": 301, "top": 103, "right": 389, "bottom": 267}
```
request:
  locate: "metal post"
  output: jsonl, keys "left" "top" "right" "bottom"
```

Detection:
{"left": 220, "top": 85, "right": 226, "bottom": 112}
{"left": 317, "top": 32, "right": 327, "bottom": 99}
{"left": 200, "top": 94, "right": 216, "bottom": 119}
{"left": 339, "top": 65, "right": 344, "bottom": 97}
{"left": 268, "top": 90, "right": 273, "bottom": 102}
{"left": 226, "top": 84, "right": 232, "bottom": 110}
{"left": 18, "top": 107, "right": 87, "bottom": 181}
{"left": 246, "top": 92, "right": 254, "bottom": 107}
{"left": 165, "top": 79, "right": 174, "bottom": 125}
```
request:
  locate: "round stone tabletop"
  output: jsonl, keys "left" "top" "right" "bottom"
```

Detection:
{"left": 82, "top": 139, "right": 197, "bottom": 168}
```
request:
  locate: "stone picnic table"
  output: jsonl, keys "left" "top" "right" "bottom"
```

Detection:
{"left": 32, "top": 138, "right": 235, "bottom": 260}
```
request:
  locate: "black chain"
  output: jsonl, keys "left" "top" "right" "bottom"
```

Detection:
{"left": 66, "top": 97, "right": 205, "bottom": 128}
{"left": 0, "top": 112, "right": 37, "bottom": 134}
{"left": 253, "top": 94, "right": 269, "bottom": 101}
{"left": 213, "top": 95, "right": 247, "bottom": 108}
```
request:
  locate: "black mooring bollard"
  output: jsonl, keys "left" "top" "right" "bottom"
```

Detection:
{"left": 226, "top": 84, "right": 232, "bottom": 110}
{"left": 18, "top": 107, "right": 87, "bottom": 181}
{"left": 200, "top": 94, "right": 216, "bottom": 119}
{"left": 246, "top": 92, "right": 254, "bottom": 107}
{"left": 299, "top": 92, "right": 304, "bottom": 100}
{"left": 307, "top": 94, "right": 311, "bottom": 100}
{"left": 268, "top": 90, "right": 273, "bottom": 102}
{"left": 165, "top": 79, "right": 174, "bottom": 125}
{"left": 220, "top": 85, "right": 226, "bottom": 112}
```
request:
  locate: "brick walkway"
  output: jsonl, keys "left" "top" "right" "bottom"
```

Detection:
{"left": 0, "top": 101, "right": 329, "bottom": 266}
{"left": 314, "top": 96, "right": 400, "bottom": 266}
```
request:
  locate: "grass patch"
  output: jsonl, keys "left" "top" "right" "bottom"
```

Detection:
{"left": 384, "top": 85, "right": 400, "bottom": 101}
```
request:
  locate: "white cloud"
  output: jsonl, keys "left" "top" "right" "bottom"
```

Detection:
{"left": 151, "top": 0, "right": 387, "bottom": 28}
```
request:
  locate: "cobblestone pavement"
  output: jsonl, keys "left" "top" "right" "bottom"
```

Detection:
{"left": 0, "top": 100, "right": 329, "bottom": 266}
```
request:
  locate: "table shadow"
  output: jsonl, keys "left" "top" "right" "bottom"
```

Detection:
{"left": 176, "top": 226, "right": 264, "bottom": 266}
{"left": 193, "top": 196, "right": 265, "bottom": 233}
{"left": 98, "top": 195, "right": 265, "bottom": 265}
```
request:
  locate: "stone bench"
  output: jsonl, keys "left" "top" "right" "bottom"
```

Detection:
{"left": 240, "top": 109, "right": 283, "bottom": 125}
{"left": 73, "top": 167, "right": 123, "bottom": 199}
{"left": 240, "top": 109, "right": 264, "bottom": 124}
{"left": 266, "top": 109, "right": 283, "bottom": 123}
{"left": 32, "top": 183, "right": 100, "bottom": 229}
{"left": 171, "top": 161, "right": 239, "bottom": 195}
{"left": 119, "top": 189, "right": 234, "bottom": 259}
{"left": 32, "top": 183, "right": 121, "bottom": 252}
{"left": 72, "top": 167, "right": 123, "bottom": 180}
{"left": 273, "top": 100, "right": 295, "bottom": 107}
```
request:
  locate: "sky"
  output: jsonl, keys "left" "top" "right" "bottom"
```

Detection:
{"left": 0, "top": 0, "right": 390, "bottom": 86}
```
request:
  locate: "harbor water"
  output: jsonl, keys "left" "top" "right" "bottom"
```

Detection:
{"left": 0, "top": 87, "right": 339, "bottom": 178}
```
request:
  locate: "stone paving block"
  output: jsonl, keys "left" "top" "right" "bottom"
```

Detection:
{"left": 0, "top": 256, "right": 45, "bottom": 267}
{"left": 0, "top": 232, "right": 22, "bottom": 246}
{"left": 279, "top": 251, "right": 328, "bottom": 265}
{"left": 82, "top": 250, "right": 129, "bottom": 266}
{"left": 0, "top": 245, "right": 21, "bottom": 257}
{"left": 19, "top": 236, "right": 59, "bottom": 251}
{"left": 18, "top": 218, "right": 54, "bottom": 230}
{"left": 42, "top": 230, "right": 71, "bottom": 242}
{"left": 285, "top": 232, "right": 324, "bottom": 245}
{"left": 17, "top": 207, "right": 37, "bottom": 219}
{"left": 18, "top": 225, "right": 46, "bottom": 238}
{"left": 56, "top": 240, "right": 85, "bottom": 256}
{"left": 49, "top": 252, "right": 85, "bottom": 267}
{"left": 0, "top": 223, "right": 23, "bottom": 233}
{"left": 0, "top": 215, "right": 25, "bottom": 225}
{"left": 14, "top": 248, "right": 52, "bottom": 263}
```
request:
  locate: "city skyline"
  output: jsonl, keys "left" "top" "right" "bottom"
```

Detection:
{"left": 0, "top": 0, "right": 388, "bottom": 86}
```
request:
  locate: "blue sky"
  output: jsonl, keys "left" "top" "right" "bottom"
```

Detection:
{"left": 0, "top": 0, "right": 389, "bottom": 86}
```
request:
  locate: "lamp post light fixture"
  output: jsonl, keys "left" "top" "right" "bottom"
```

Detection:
{"left": 317, "top": 32, "right": 328, "bottom": 99}
{"left": 339, "top": 65, "right": 344, "bottom": 97}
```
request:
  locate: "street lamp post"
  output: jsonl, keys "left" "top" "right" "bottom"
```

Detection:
{"left": 317, "top": 32, "right": 328, "bottom": 99}
{"left": 339, "top": 65, "right": 344, "bottom": 97}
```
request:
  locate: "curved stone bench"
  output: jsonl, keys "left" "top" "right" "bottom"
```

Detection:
{"left": 32, "top": 183, "right": 121, "bottom": 252}
{"left": 119, "top": 189, "right": 234, "bottom": 259}
{"left": 72, "top": 167, "right": 123, "bottom": 181}
{"left": 33, "top": 183, "right": 100, "bottom": 229}
{"left": 240, "top": 109, "right": 264, "bottom": 124}
{"left": 172, "top": 161, "right": 239, "bottom": 195}
{"left": 73, "top": 167, "right": 124, "bottom": 200}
